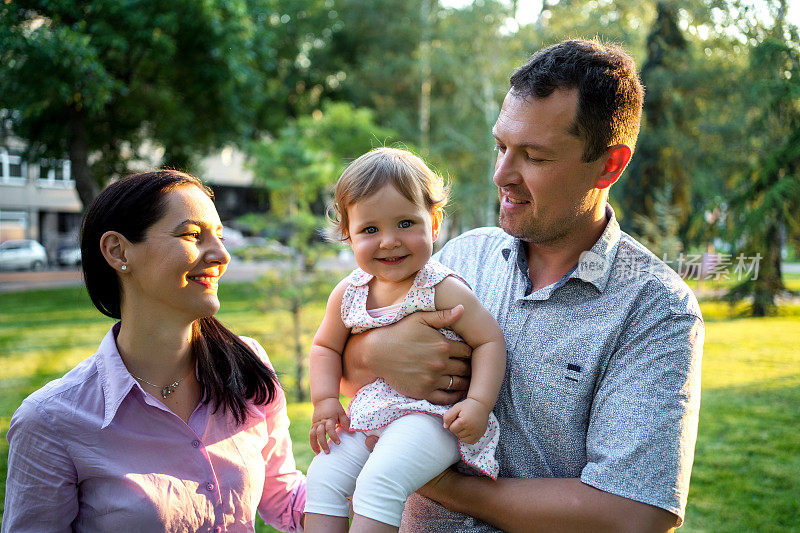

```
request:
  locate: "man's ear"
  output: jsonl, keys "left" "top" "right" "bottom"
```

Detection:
{"left": 99, "top": 231, "right": 132, "bottom": 273}
{"left": 431, "top": 208, "right": 443, "bottom": 242}
{"left": 594, "top": 144, "right": 632, "bottom": 189}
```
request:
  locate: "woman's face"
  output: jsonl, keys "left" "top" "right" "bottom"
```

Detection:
{"left": 121, "top": 185, "right": 230, "bottom": 323}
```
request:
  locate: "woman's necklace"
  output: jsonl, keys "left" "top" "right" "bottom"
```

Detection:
{"left": 130, "top": 370, "right": 193, "bottom": 399}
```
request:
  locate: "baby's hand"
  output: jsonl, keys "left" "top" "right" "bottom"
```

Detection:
{"left": 310, "top": 398, "right": 350, "bottom": 455}
{"left": 443, "top": 397, "right": 490, "bottom": 444}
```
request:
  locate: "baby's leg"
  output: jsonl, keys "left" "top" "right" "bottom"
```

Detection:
{"left": 350, "top": 413, "right": 460, "bottom": 531}
{"left": 305, "top": 429, "right": 372, "bottom": 533}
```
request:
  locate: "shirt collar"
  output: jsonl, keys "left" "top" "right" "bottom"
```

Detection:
{"left": 501, "top": 203, "right": 621, "bottom": 295}
{"left": 95, "top": 322, "right": 140, "bottom": 429}
{"left": 569, "top": 203, "right": 621, "bottom": 292}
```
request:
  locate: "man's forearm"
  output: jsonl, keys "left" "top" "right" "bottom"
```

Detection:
{"left": 340, "top": 332, "right": 378, "bottom": 397}
{"left": 422, "top": 473, "right": 678, "bottom": 533}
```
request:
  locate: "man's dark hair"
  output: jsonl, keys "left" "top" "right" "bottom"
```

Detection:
{"left": 509, "top": 39, "right": 644, "bottom": 162}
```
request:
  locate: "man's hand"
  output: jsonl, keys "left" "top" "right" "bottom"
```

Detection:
{"left": 343, "top": 305, "right": 473, "bottom": 404}
{"left": 309, "top": 398, "right": 350, "bottom": 455}
{"left": 443, "top": 397, "right": 491, "bottom": 444}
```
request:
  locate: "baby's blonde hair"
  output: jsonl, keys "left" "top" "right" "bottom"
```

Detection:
{"left": 332, "top": 147, "right": 449, "bottom": 239}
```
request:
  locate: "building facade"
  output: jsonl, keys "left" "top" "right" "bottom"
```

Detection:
{"left": 0, "top": 136, "right": 81, "bottom": 261}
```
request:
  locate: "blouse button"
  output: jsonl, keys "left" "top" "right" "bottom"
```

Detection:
{"left": 192, "top": 440, "right": 200, "bottom": 448}
{"left": 206, "top": 482, "right": 215, "bottom": 491}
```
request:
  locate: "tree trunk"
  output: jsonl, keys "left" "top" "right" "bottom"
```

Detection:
{"left": 751, "top": 221, "right": 784, "bottom": 316}
{"left": 419, "top": 0, "right": 431, "bottom": 153}
{"left": 68, "top": 107, "right": 98, "bottom": 209}
{"left": 292, "top": 298, "right": 306, "bottom": 402}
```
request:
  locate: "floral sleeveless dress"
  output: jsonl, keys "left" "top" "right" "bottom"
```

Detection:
{"left": 342, "top": 259, "right": 500, "bottom": 478}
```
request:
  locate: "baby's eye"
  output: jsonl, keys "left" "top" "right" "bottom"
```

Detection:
{"left": 363, "top": 226, "right": 378, "bottom": 234}
{"left": 398, "top": 220, "right": 413, "bottom": 229}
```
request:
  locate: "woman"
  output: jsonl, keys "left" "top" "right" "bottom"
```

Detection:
{"left": 2, "top": 170, "right": 305, "bottom": 532}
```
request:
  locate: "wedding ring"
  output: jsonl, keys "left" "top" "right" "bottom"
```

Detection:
{"left": 446, "top": 375, "right": 454, "bottom": 391}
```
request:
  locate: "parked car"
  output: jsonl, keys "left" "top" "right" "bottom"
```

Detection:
{"left": 57, "top": 245, "right": 82, "bottom": 267}
{"left": 0, "top": 239, "right": 48, "bottom": 271}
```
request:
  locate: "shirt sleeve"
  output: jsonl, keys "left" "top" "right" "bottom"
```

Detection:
{"left": 245, "top": 339, "right": 307, "bottom": 532}
{"left": 580, "top": 309, "right": 703, "bottom": 523}
{"left": 2, "top": 400, "right": 79, "bottom": 533}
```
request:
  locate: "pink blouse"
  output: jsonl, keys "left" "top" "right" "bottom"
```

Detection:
{"left": 2, "top": 325, "right": 305, "bottom": 532}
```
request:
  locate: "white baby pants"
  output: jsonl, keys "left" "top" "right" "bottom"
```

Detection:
{"left": 304, "top": 412, "right": 461, "bottom": 527}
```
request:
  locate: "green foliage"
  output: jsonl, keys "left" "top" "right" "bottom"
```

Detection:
{"left": 427, "top": 0, "right": 520, "bottom": 231}
{"left": 256, "top": 268, "right": 341, "bottom": 402}
{"left": 632, "top": 184, "right": 684, "bottom": 259}
{"left": 246, "top": 101, "right": 394, "bottom": 399}
{"left": 313, "top": 1, "right": 520, "bottom": 233}
{"left": 724, "top": 10, "right": 800, "bottom": 316}
{"left": 621, "top": 2, "right": 691, "bottom": 231}
{"left": 0, "top": 0, "right": 342, "bottom": 206}
{"left": 247, "top": 101, "right": 397, "bottom": 248}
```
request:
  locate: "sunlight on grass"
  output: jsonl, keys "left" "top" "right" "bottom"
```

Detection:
{"left": 701, "top": 315, "right": 800, "bottom": 390}
{"left": 2, "top": 281, "right": 799, "bottom": 531}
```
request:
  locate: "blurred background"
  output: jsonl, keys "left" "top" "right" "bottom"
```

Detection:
{"left": 1, "top": 1, "right": 798, "bottom": 531}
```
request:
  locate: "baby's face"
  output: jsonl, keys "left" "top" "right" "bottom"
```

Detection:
{"left": 346, "top": 184, "right": 439, "bottom": 284}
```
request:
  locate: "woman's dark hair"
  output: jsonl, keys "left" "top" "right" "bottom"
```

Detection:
{"left": 509, "top": 39, "right": 644, "bottom": 162}
{"left": 80, "top": 170, "right": 278, "bottom": 424}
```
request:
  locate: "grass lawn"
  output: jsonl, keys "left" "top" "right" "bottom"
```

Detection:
{"left": 1, "top": 280, "right": 799, "bottom": 531}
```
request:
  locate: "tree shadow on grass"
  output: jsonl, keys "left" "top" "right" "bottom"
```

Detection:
{"left": 684, "top": 377, "right": 800, "bottom": 532}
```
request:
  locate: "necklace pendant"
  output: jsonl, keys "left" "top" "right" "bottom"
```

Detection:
{"left": 161, "top": 381, "right": 179, "bottom": 399}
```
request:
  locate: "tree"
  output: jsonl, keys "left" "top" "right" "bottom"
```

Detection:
{"left": 632, "top": 184, "right": 684, "bottom": 260}
{"left": 427, "top": 0, "right": 520, "bottom": 233}
{"left": 320, "top": 0, "right": 519, "bottom": 233}
{"left": 246, "top": 102, "right": 397, "bottom": 401}
{"left": 0, "top": 0, "right": 338, "bottom": 207}
{"left": 622, "top": 2, "right": 691, "bottom": 231}
{"left": 726, "top": 2, "right": 800, "bottom": 315}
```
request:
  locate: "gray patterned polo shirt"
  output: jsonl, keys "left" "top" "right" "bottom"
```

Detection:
{"left": 400, "top": 206, "right": 704, "bottom": 532}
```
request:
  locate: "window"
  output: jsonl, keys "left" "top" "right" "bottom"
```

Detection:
{"left": 0, "top": 149, "right": 28, "bottom": 185}
{"left": 0, "top": 210, "right": 27, "bottom": 241}
{"left": 38, "top": 158, "right": 73, "bottom": 188}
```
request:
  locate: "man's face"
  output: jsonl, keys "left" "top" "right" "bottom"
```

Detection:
{"left": 492, "top": 89, "right": 607, "bottom": 245}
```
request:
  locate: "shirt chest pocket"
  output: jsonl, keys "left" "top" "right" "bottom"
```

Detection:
{"left": 529, "top": 359, "right": 593, "bottom": 433}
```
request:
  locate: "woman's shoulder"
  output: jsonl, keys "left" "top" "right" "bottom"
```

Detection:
{"left": 12, "top": 355, "right": 101, "bottom": 427}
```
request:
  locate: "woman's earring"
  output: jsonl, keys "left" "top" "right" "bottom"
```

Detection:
{"left": 121, "top": 264, "right": 128, "bottom": 271}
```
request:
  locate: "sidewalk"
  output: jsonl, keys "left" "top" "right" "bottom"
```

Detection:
{"left": 0, "top": 255, "right": 357, "bottom": 293}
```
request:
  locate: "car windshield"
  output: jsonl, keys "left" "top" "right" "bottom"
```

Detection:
{"left": 0, "top": 242, "right": 26, "bottom": 250}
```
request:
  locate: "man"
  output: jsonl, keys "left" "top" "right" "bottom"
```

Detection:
{"left": 344, "top": 39, "right": 703, "bottom": 532}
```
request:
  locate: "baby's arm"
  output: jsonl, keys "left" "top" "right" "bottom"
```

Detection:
{"left": 308, "top": 279, "right": 351, "bottom": 454}
{"left": 435, "top": 276, "right": 506, "bottom": 444}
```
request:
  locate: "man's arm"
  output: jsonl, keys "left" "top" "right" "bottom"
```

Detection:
{"left": 341, "top": 306, "right": 472, "bottom": 404}
{"left": 421, "top": 309, "right": 703, "bottom": 532}
{"left": 419, "top": 471, "right": 678, "bottom": 533}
